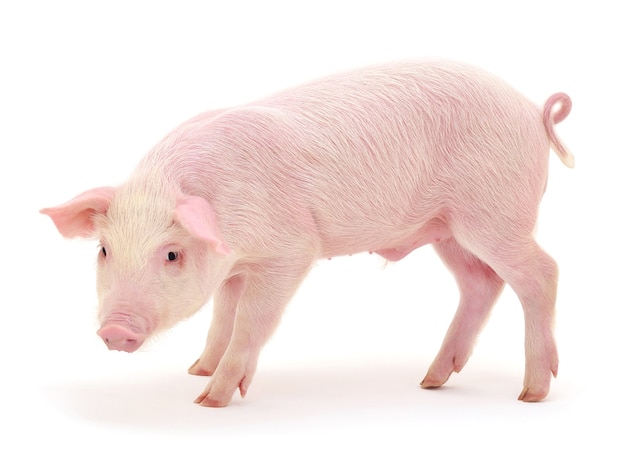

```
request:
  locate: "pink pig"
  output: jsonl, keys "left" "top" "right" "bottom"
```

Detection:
{"left": 41, "top": 60, "right": 573, "bottom": 407}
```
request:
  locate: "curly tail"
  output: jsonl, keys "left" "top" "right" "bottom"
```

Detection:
{"left": 543, "top": 93, "right": 574, "bottom": 168}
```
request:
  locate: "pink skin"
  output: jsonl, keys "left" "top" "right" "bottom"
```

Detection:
{"left": 41, "top": 60, "right": 572, "bottom": 407}
{"left": 98, "top": 325, "right": 144, "bottom": 353}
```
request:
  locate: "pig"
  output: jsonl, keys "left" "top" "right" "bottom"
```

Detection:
{"left": 41, "top": 60, "right": 573, "bottom": 407}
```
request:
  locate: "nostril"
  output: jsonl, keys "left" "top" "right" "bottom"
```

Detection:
{"left": 125, "top": 338, "right": 138, "bottom": 347}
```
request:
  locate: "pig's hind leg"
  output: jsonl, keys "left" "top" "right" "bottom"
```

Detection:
{"left": 188, "top": 274, "right": 246, "bottom": 377}
{"left": 421, "top": 238, "right": 505, "bottom": 389}
{"left": 499, "top": 242, "right": 559, "bottom": 402}
{"left": 194, "top": 256, "right": 314, "bottom": 407}
{"left": 451, "top": 221, "right": 559, "bottom": 402}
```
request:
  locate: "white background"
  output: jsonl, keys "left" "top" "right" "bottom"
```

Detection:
{"left": 2, "top": 1, "right": 624, "bottom": 464}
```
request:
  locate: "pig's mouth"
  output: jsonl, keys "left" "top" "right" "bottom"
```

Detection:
{"left": 97, "top": 313, "right": 154, "bottom": 353}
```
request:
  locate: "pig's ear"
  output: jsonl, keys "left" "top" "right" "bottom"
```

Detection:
{"left": 174, "top": 196, "right": 232, "bottom": 255}
{"left": 40, "top": 187, "right": 116, "bottom": 238}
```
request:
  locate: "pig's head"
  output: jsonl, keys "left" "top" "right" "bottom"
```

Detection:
{"left": 41, "top": 182, "right": 233, "bottom": 352}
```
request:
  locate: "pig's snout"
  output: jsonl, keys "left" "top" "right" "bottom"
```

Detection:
{"left": 97, "top": 324, "right": 145, "bottom": 353}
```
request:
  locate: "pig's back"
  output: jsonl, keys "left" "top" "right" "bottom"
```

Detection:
{"left": 251, "top": 61, "right": 546, "bottom": 254}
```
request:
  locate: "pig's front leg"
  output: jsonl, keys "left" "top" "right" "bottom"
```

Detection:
{"left": 188, "top": 274, "right": 246, "bottom": 376}
{"left": 194, "top": 257, "right": 313, "bottom": 407}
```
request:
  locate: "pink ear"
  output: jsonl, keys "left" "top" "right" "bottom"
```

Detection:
{"left": 174, "top": 196, "right": 231, "bottom": 255}
{"left": 40, "top": 187, "right": 116, "bottom": 238}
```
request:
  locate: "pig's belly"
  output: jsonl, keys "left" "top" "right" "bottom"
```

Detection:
{"left": 373, "top": 217, "right": 451, "bottom": 261}
{"left": 319, "top": 217, "right": 452, "bottom": 261}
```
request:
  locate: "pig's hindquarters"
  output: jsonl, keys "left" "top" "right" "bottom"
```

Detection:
{"left": 297, "top": 93, "right": 558, "bottom": 401}
{"left": 416, "top": 108, "right": 558, "bottom": 401}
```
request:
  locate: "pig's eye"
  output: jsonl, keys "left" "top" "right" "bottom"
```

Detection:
{"left": 166, "top": 251, "right": 180, "bottom": 262}
{"left": 100, "top": 246, "right": 107, "bottom": 257}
